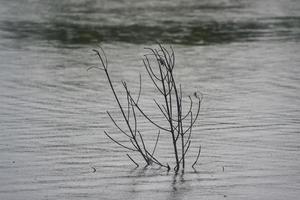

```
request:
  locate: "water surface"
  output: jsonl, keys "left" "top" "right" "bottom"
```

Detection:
{"left": 0, "top": 0, "right": 300, "bottom": 199}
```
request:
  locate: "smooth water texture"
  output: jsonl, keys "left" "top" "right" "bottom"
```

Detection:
{"left": 0, "top": 0, "right": 300, "bottom": 199}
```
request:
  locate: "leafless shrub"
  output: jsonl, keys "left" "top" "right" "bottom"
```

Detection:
{"left": 89, "top": 44, "right": 203, "bottom": 172}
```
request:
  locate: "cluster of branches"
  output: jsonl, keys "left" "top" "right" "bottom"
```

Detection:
{"left": 90, "top": 44, "right": 203, "bottom": 172}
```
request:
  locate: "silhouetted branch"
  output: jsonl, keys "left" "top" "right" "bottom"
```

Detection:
{"left": 104, "top": 131, "right": 137, "bottom": 151}
{"left": 127, "top": 154, "right": 139, "bottom": 167}
{"left": 151, "top": 130, "right": 160, "bottom": 156}
{"left": 192, "top": 145, "right": 201, "bottom": 168}
{"left": 136, "top": 74, "right": 142, "bottom": 104}
{"left": 106, "top": 111, "right": 131, "bottom": 138}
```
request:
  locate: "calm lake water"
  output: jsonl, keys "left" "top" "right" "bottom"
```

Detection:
{"left": 0, "top": 0, "right": 300, "bottom": 199}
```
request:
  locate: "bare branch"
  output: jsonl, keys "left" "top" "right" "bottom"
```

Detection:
{"left": 181, "top": 96, "right": 193, "bottom": 121}
{"left": 136, "top": 74, "right": 142, "bottom": 104}
{"left": 104, "top": 131, "right": 137, "bottom": 151}
{"left": 87, "top": 66, "right": 104, "bottom": 71}
{"left": 127, "top": 154, "right": 139, "bottom": 167}
{"left": 184, "top": 94, "right": 203, "bottom": 134}
{"left": 145, "top": 149, "right": 169, "bottom": 169}
{"left": 184, "top": 111, "right": 193, "bottom": 147}
{"left": 192, "top": 145, "right": 201, "bottom": 168}
{"left": 130, "top": 139, "right": 138, "bottom": 150}
{"left": 95, "top": 45, "right": 108, "bottom": 67}
{"left": 178, "top": 140, "right": 191, "bottom": 164}
{"left": 144, "top": 55, "right": 162, "bottom": 81}
{"left": 170, "top": 45, "right": 175, "bottom": 70}
{"left": 143, "top": 58, "right": 164, "bottom": 94}
{"left": 130, "top": 98, "right": 138, "bottom": 137}
{"left": 126, "top": 87, "right": 130, "bottom": 123}
{"left": 151, "top": 130, "right": 160, "bottom": 156}
{"left": 137, "top": 131, "right": 152, "bottom": 165}
{"left": 157, "top": 43, "right": 171, "bottom": 70}
{"left": 93, "top": 49, "right": 107, "bottom": 70}
{"left": 153, "top": 99, "right": 169, "bottom": 121}
{"left": 107, "top": 111, "right": 131, "bottom": 138}
{"left": 129, "top": 97, "right": 170, "bottom": 132}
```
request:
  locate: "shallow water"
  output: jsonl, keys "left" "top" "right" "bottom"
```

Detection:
{"left": 0, "top": 0, "right": 300, "bottom": 199}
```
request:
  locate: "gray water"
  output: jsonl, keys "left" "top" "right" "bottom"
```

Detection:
{"left": 0, "top": 0, "right": 300, "bottom": 199}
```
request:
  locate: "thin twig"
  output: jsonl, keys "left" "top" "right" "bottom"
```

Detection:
{"left": 153, "top": 99, "right": 169, "bottom": 121}
{"left": 184, "top": 111, "right": 193, "bottom": 147}
{"left": 178, "top": 140, "right": 191, "bottom": 165}
{"left": 95, "top": 45, "right": 108, "bottom": 67}
{"left": 137, "top": 131, "right": 147, "bottom": 153}
{"left": 144, "top": 55, "right": 162, "bottom": 81}
{"left": 104, "top": 131, "right": 137, "bottom": 151}
{"left": 106, "top": 111, "right": 131, "bottom": 138}
{"left": 129, "top": 96, "right": 170, "bottom": 132}
{"left": 136, "top": 74, "right": 142, "bottom": 104}
{"left": 192, "top": 145, "right": 201, "bottom": 168}
{"left": 183, "top": 95, "right": 203, "bottom": 134}
{"left": 130, "top": 139, "right": 138, "bottom": 150}
{"left": 151, "top": 130, "right": 160, "bottom": 156}
{"left": 143, "top": 59, "right": 164, "bottom": 94}
{"left": 93, "top": 49, "right": 107, "bottom": 70}
{"left": 127, "top": 154, "right": 139, "bottom": 167}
